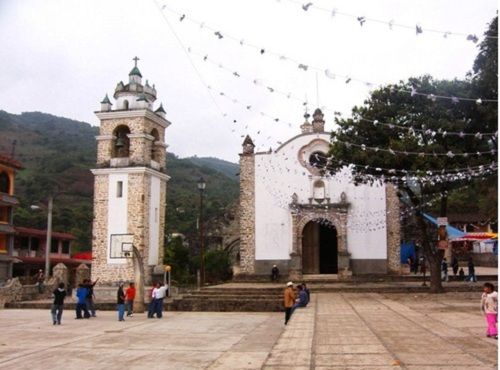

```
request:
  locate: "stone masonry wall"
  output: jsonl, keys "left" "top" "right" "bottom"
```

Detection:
{"left": 97, "top": 116, "right": 167, "bottom": 169}
{"left": 386, "top": 184, "right": 401, "bottom": 274}
{"left": 91, "top": 174, "right": 113, "bottom": 284}
{"left": 238, "top": 153, "right": 255, "bottom": 274}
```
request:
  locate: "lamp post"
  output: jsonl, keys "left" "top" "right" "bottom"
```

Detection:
{"left": 31, "top": 196, "right": 53, "bottom": 278}
{"left": 197, "top": 177, "right": 206, "bottom": 286}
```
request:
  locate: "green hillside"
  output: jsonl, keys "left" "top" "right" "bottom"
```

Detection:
{"left": 0, "top": 110, "right": 239, "bottom": 252}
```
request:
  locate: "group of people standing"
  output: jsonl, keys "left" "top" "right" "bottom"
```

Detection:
{"left": 407, "top": 255, "right": 478, "bottom": 282}
{"left": 117, "top": 282, "right": 136, "bottom": 321}
{"left": 283, "top": 281, "right": 310, "bottom": 325}
{"left": 147, "top": 282, "right": 168, "bottom": 318}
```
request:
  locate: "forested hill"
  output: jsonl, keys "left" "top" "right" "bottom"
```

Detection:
{"left": 0, "top": 110, "right": 239, "bottom": 252}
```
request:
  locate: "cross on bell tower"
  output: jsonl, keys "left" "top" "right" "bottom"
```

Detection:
{"left": 133, "top": 56, "right": 140, "bottom": 67}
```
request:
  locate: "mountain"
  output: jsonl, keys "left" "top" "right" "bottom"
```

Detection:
{"left": 187, "top": 156, "right": 240, "bottom": 180}
{"left": 0, "top": 110, "right": 239, "bottom": 252}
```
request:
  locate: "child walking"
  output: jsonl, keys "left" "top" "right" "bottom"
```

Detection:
{"left": 481, "top": 282, "right": 498, "bottom": 339}
{"left": 51, "top": 282, "right": 67, "bottom": 325}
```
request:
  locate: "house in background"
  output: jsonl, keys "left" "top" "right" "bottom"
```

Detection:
{"left": 0, "top": 153, "right": 22, "bottom": 282}
{"left": 12, "top": 227, "right": 90, "bottom": 285}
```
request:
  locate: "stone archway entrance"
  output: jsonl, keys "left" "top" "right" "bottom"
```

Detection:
{"left": 302, "top": 220, "right": 338, "bottom": 274}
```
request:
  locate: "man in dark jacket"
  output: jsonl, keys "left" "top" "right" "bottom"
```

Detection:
{"left": 51, "top": 282, "right": 67, "bottom": 325}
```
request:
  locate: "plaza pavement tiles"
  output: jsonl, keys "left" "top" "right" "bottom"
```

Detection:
{"left": 0, "top": 292, "right": 497, "bottom": 369}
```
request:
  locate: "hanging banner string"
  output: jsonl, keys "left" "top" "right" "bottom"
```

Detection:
{"left": 326, "top": 158, "right": 497, "bottom": 176}
{"left": 188, "top": 47, "right": 497, "bottom": 139}
{"left": 159, "top": 4, "right": 498, "bottom": 104}
{"left": 283, "top": 0, "right": 497, "bottom": 41}
{"left": 203, "top": 78, "right": 497, "bottom": 159}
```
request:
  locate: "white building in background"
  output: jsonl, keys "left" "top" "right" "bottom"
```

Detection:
{"left": 238, "top": 108, "right": 401, "bottom": 279}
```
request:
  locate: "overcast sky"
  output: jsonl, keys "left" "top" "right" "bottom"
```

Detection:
{"left": 0, "top": 0, "right": 496, "bottom": 162}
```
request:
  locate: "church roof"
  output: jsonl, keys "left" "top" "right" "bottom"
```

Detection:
{"left": 242, "top": 135, "right": 255, "bottom": 147}
{"left": 129, "top": 66, "right": 142, "bottom": 77}
{"left": 100, "top": 94, "right": 111, "bottom": 104}
{"left": 155, "top": 103, "right": 166, "bottom": 114}
{"left": 0, "top": 153, "right": 22, "bottom": 169}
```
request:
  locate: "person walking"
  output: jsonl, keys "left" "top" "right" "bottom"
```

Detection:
{"left": 125, "top": 282, "right": 136, "bottom": 317}
{"left": 35, "top": 269, "right": 45, "bottom": 294}
{"left": 467, "top": 258, "right": 477, "bottom": 282}
{"left": 451, "top": 255, "right": 459, "bottom": 277}
{"left": 84, "top": 278, "right": 98, "bottom": 317}
{"left": 420, "top": 257, "right": 427, "bottom": 286}
{"left": 284, "top": 281, "right": 295, "bottom": 325}
{"left": 75, "top": 283, "right": 90, "bottom": 319}
{"left": 51, "top": 282, "right": 67, "bottom": 325}
{"left": 481, "top": 282, "right": 498, "bottom": 339}
{"left": 117, "top": 282, "right": 126, "bottom": 322}
{"left": 441, "top": 258, "right": 449, "bottom": 282}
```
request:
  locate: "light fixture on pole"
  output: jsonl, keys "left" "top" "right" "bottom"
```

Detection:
{"left": 197, "top": 176, "right": 206, "bottom": 286}
{"left": 30, "top": 196, "right": 53, "bottom": 278}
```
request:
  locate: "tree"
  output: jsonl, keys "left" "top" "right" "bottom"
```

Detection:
{"left": 327, "top": 18, "right": 497, "bottom": 293}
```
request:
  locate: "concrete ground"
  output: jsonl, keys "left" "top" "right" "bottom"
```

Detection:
{"left": 0, "top": 292, "right": 497, "bottom": 370}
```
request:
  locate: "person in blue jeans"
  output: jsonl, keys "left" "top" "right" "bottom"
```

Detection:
{"left": 117, "top": 282, "right": 126, "bottom": 321}
{"left": 292, "top": 284, "right": 308, "bottom": 313}
{"left": 75, "top": 284, "right": 90, "bottom": 319}
{"left": 467, "top": 258, "right": 477, "bottom": 282}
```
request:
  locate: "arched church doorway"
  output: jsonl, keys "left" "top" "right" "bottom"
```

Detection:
{"left": 302, "top": 219, "right": 338, "bottom": 274}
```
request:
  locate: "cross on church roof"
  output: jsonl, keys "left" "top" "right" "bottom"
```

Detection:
{"left": 133, "top": 56, "right": 140, "bottom": 67}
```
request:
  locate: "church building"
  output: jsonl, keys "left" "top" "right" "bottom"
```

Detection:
{"left": 238, "top": 108, "right": 401, "bottom": 279}
{"left": 91, "top": 58, "right": 170, "bottom": 285}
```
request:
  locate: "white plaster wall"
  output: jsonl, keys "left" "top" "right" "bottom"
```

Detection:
{"left": 148, "top": 176, "right": 161, "bottom": 266}
{"left": 254, "top": 132, "right": 387, "bottom": 261}
{"left": 107, "top": 173, "right": 129, "bottom": 264}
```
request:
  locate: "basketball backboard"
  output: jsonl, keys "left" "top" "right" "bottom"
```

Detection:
{"left": 110, "top": 234, "right": 134, "bottom": 259}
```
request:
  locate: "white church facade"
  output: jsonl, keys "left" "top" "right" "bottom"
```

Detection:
{"left": 238, "top": 108, "right": 401, "bottom": 279}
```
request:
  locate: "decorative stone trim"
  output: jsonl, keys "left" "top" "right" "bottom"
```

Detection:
{"left": 386, "top": 184, "right": 401, "bottom": 274}
{"left": 95, "top": 135, "right": 116, "bottom": 141}
{"left": 91, "top": 167, "right": 171, "bottom": 182}
{"left": 290, "top": 203, "right": 351, "bottom": 279}
{"left": 127, "top": 133, "right": 155, "bottom": 141}
{"left": 238, "top": 152, "right": 255, "bottom": 274}
{"left": 95, "top": 109, "right": 171, "bottom": 129}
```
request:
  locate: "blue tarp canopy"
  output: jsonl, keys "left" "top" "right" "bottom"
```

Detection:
{"left": 401, "top": 241, "right": 416, "bottom": 263}
{"left": 422, "top": 213, "right": 466, "bottom": 239}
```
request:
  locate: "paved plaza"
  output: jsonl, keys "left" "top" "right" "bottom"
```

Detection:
{"left": 0, "top": 292, "right": 497, "bottom": 369}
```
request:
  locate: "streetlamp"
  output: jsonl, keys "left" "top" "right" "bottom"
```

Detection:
{"left": 197, "top": 177, "right": 206, "bottom": 286}
{"left": 31, "top": 196, "right": 53, "bottom": 279}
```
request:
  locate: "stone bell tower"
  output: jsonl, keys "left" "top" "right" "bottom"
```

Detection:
{"left": 91, "top": 57, "right": 170, "bottom": 285}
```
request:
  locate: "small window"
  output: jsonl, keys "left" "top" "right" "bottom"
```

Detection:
{"left": 0, "top": 172, "right": 9, "bottom": 194}
{"left": 61, "top": 241, "right": 70, "bottom": 254}
{"left": 117, "top": 181, "right": 123, "bottom": 198}
{"left": 50, "top": 240, "right": 59, "bottom": 253}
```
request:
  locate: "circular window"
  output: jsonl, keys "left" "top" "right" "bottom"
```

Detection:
{"left": 309, "top": 151, "right": 327, "bottom": 169}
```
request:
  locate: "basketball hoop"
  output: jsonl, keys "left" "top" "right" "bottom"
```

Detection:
{"left": 110, "top": 234, "right": 134, "bottom": 259}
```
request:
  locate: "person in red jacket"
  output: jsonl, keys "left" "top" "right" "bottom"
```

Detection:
{"left": 125, "top": 282, "right": 136, "bottom": 317}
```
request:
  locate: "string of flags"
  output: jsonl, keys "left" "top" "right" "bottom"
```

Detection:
{"left": 188, "top": 47, "right": 498, "bottom": 140}
{"left": 160, "top": 4, "right": 498, "bottom": 104}
{"left": 282, "top": 0, "right": 496, "bottom": 42}
{"left": 327, "top": 158, "right": 498, "bottom": 176}
{"left": 204, "top": 78, "right": 497, "bottom": 159}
